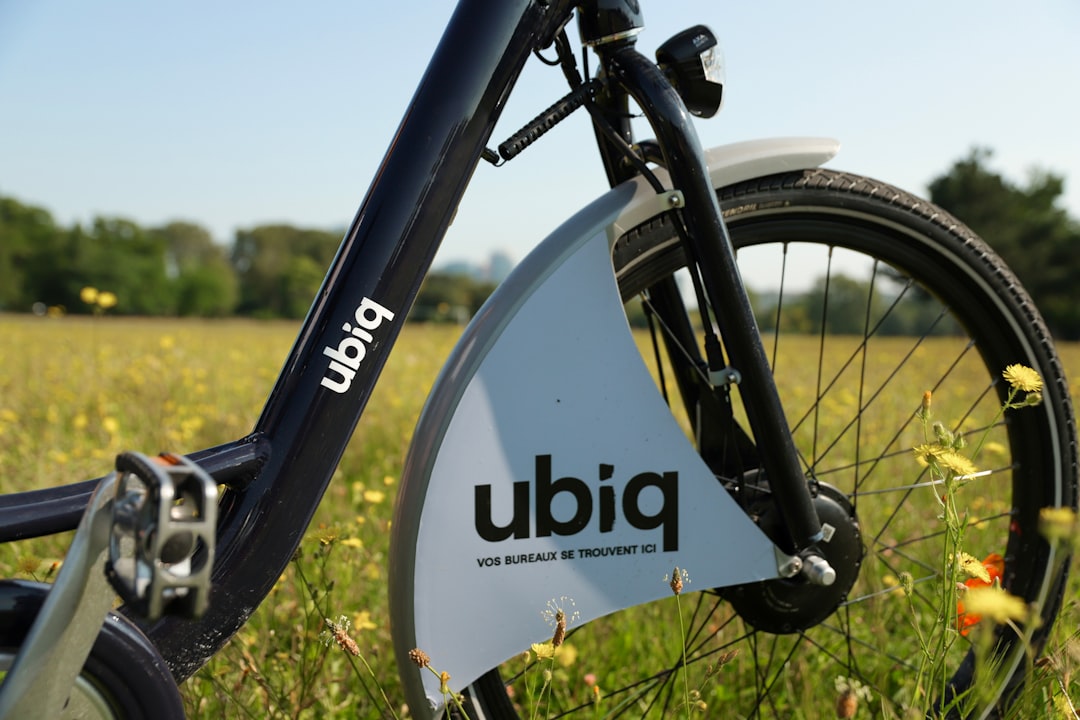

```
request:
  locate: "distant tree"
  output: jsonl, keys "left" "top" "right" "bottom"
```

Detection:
{"left": 785, "top": 274, "right": 884, "bottom": 335}
{"left": 929, "top": 148, "right": 1080, "bottom": 339}
{"left": 411, "top": 272, "right": 497, "bottom": 322}
{"left": 0, "top": 196, "right": 58, "bottom": 311}
{"left": 231, "top": 225, "right": 339, "bottom": 318}
{"left": 152, "top": 222, "right": 238, "bottom": 317}
{"left": 81, "top": 217, "right": 174, "bottom": 315}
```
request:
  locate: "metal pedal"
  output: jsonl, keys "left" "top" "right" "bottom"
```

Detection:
{"left": 107, "top": 452, "right": 217, "bottom": 620}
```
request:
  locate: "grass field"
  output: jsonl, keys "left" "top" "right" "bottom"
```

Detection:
{"left": 2, "top": 315, "right": 1079, "bottom": 718}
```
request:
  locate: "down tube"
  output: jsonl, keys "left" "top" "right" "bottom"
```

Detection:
{"left": 145, "top": 0, "right": 551, "bottom": 680}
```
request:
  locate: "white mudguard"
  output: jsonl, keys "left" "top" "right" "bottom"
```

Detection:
{"left": 391, "top": 137, "right": 839, "bottom": 713}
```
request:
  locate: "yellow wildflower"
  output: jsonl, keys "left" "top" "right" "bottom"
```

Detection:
{"left": 962, "top": 586, "right": 1029, "bottom": 625}
{"left": 957, "top": 552, "right": 991, "bottom": 582}
{"left": 531, "top": 641, "right": 556, "bottom": 660}
{"left": 938, "top": 451, "right": 977, "bottom": 478}
{"left": 1003, "top": 364, "right": 1043, "bottom": 393}
{"left": 555, "top": 642, "right": 578, "bottom": 667}
{"left": 912, "top": 443, "right": 947, "bottom": 467}
{"left": 1039, "top": 506, "right": 1077, "bottom": 544}
{"left": 352, "top": 610, "right": 377, "bottom": 631}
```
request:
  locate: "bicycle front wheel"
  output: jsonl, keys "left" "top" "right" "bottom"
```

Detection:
{"left": 466, "top": 168, "right": 1077, "bottom": 718}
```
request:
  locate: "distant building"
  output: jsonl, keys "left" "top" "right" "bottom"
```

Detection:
{"left": 437, "top": 250, "right": 516, "bottom": 283}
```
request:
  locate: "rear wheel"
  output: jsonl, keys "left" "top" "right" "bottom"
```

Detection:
{"left": 466, "top": 169, "right": 1077, "bottom": 718}
{"left": 0, "top": 580, "right": 185, "bottom": 719}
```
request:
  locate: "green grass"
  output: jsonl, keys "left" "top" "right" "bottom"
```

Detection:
{"left": 2, "top": 314, "right": 1079, "bottom": 718}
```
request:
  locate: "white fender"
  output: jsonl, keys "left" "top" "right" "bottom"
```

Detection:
{"left": 391, "top": 137, "right": 839, "bottom": 714}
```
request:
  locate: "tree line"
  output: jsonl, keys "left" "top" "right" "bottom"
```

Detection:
{"left": 0, "top": 208, "right": 495, "bottom": 322}
{"left": 2, "top": 149, "right": 1078, "bottom": 336}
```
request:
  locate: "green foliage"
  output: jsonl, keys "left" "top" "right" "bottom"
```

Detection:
{"left": 3, "top": 146, "right": 1078, "bottom": 330}
{"left": 232, "top": 224, "right": 340, "bottom": 318}
{"left": 753, "top": 274, "right": 962, "bottom": 336}
{"left": 410, "top": 271, "right": 497, "bottom": 323}
{"left": 929, "top": 147, "right": 1080, "bottom": 339}
{"left": 154, "top": 222, "right": 239, "bottom": 317}
{"left": 0, "top": 196, "right": 57, "bottom": 310}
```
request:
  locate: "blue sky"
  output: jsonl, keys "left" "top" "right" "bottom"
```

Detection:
{"left": 2, "top": 1, "right": 1078, "bottom": 275}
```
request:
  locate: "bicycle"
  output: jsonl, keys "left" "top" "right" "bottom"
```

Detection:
{"left": 1, "top": 0, "right": 1076, "bottom": 717}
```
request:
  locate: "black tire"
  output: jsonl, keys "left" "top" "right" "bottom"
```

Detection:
{"left": 0, "top": 579, "right": 185, "bottom": 719}
{"left": 465, "top": 169, "right": 1077, "bottom": 718}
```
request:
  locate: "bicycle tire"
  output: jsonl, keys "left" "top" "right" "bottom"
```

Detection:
{"left": 464, "top": 168, "right": 1077, "bottom": 719}
{"left": 0, "top": 580, "right": 185, "bottom": 720}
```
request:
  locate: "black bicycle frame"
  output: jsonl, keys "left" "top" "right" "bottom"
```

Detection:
{"left": 0, "top": 0, "right": 823, "bottom": 682}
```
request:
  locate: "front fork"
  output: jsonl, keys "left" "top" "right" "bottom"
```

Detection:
{"left": 591, "top": 41, "right": 833, "bottom": 579}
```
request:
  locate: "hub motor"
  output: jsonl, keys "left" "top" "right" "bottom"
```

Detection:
{"left": 722, "top": 482, "right": 864, "bottom": 634}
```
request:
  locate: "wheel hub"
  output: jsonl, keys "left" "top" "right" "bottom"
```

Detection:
{"left": 721, "top": 482, "right": 863, "bottom": 634}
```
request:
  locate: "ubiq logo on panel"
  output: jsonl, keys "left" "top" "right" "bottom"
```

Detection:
{"left": 321, "top": 297, "right": 395, "bottom": 393}
{"left": 474, "top": 454, "right": 679, "bottom": 551}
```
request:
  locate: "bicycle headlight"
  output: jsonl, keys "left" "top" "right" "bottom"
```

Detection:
{"left": 655, "top": 25, "right": 725, "bottom": 118}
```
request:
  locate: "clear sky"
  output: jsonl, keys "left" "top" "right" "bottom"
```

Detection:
{"left": 2, "top": 1, "right": 1078, "bottom": 276}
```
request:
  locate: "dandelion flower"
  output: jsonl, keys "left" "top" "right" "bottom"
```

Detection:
{"left": 957, "top": 553, "right": 1006, "bottom": 635}
{"left": 439, "top": 670, "right": 451, "bottom": 694}
{"left": 1003, "top": 364, "right": 1043, "bottom": 393}
{"left": 912, "top": 444, "right": 947, "bottom": 467}
{"left": 937, "top": 451, "right": 977, "bottom": 478}
{"left": 96, "top": 291, "right": 117, "bottom": 309}
{"left": 555, "top": 643, "right": 578, "bottom": 667}
{"left": 957, "top": 552, "right": 991, "bottom": 582}
{"left": 80, "top": 286, "right": 99, "bottom": 304}
{"left": 1039, "top": 506, "right": 1077, "bottom": 544}
{"left": 962, "top": 586, "right": 1028, "bottom": 625}
{"left": 16, "top": 556, "right": 41, "bottom": 575}
{"left": 531, "top": 641, "right": 556, "bottom": 660}
{"left": 352, "top": 610, "right": 377, "bottom": 631}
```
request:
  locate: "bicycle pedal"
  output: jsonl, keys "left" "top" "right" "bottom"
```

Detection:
{"left": 106, "top": 451, "right": 217, "bottom": 620}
